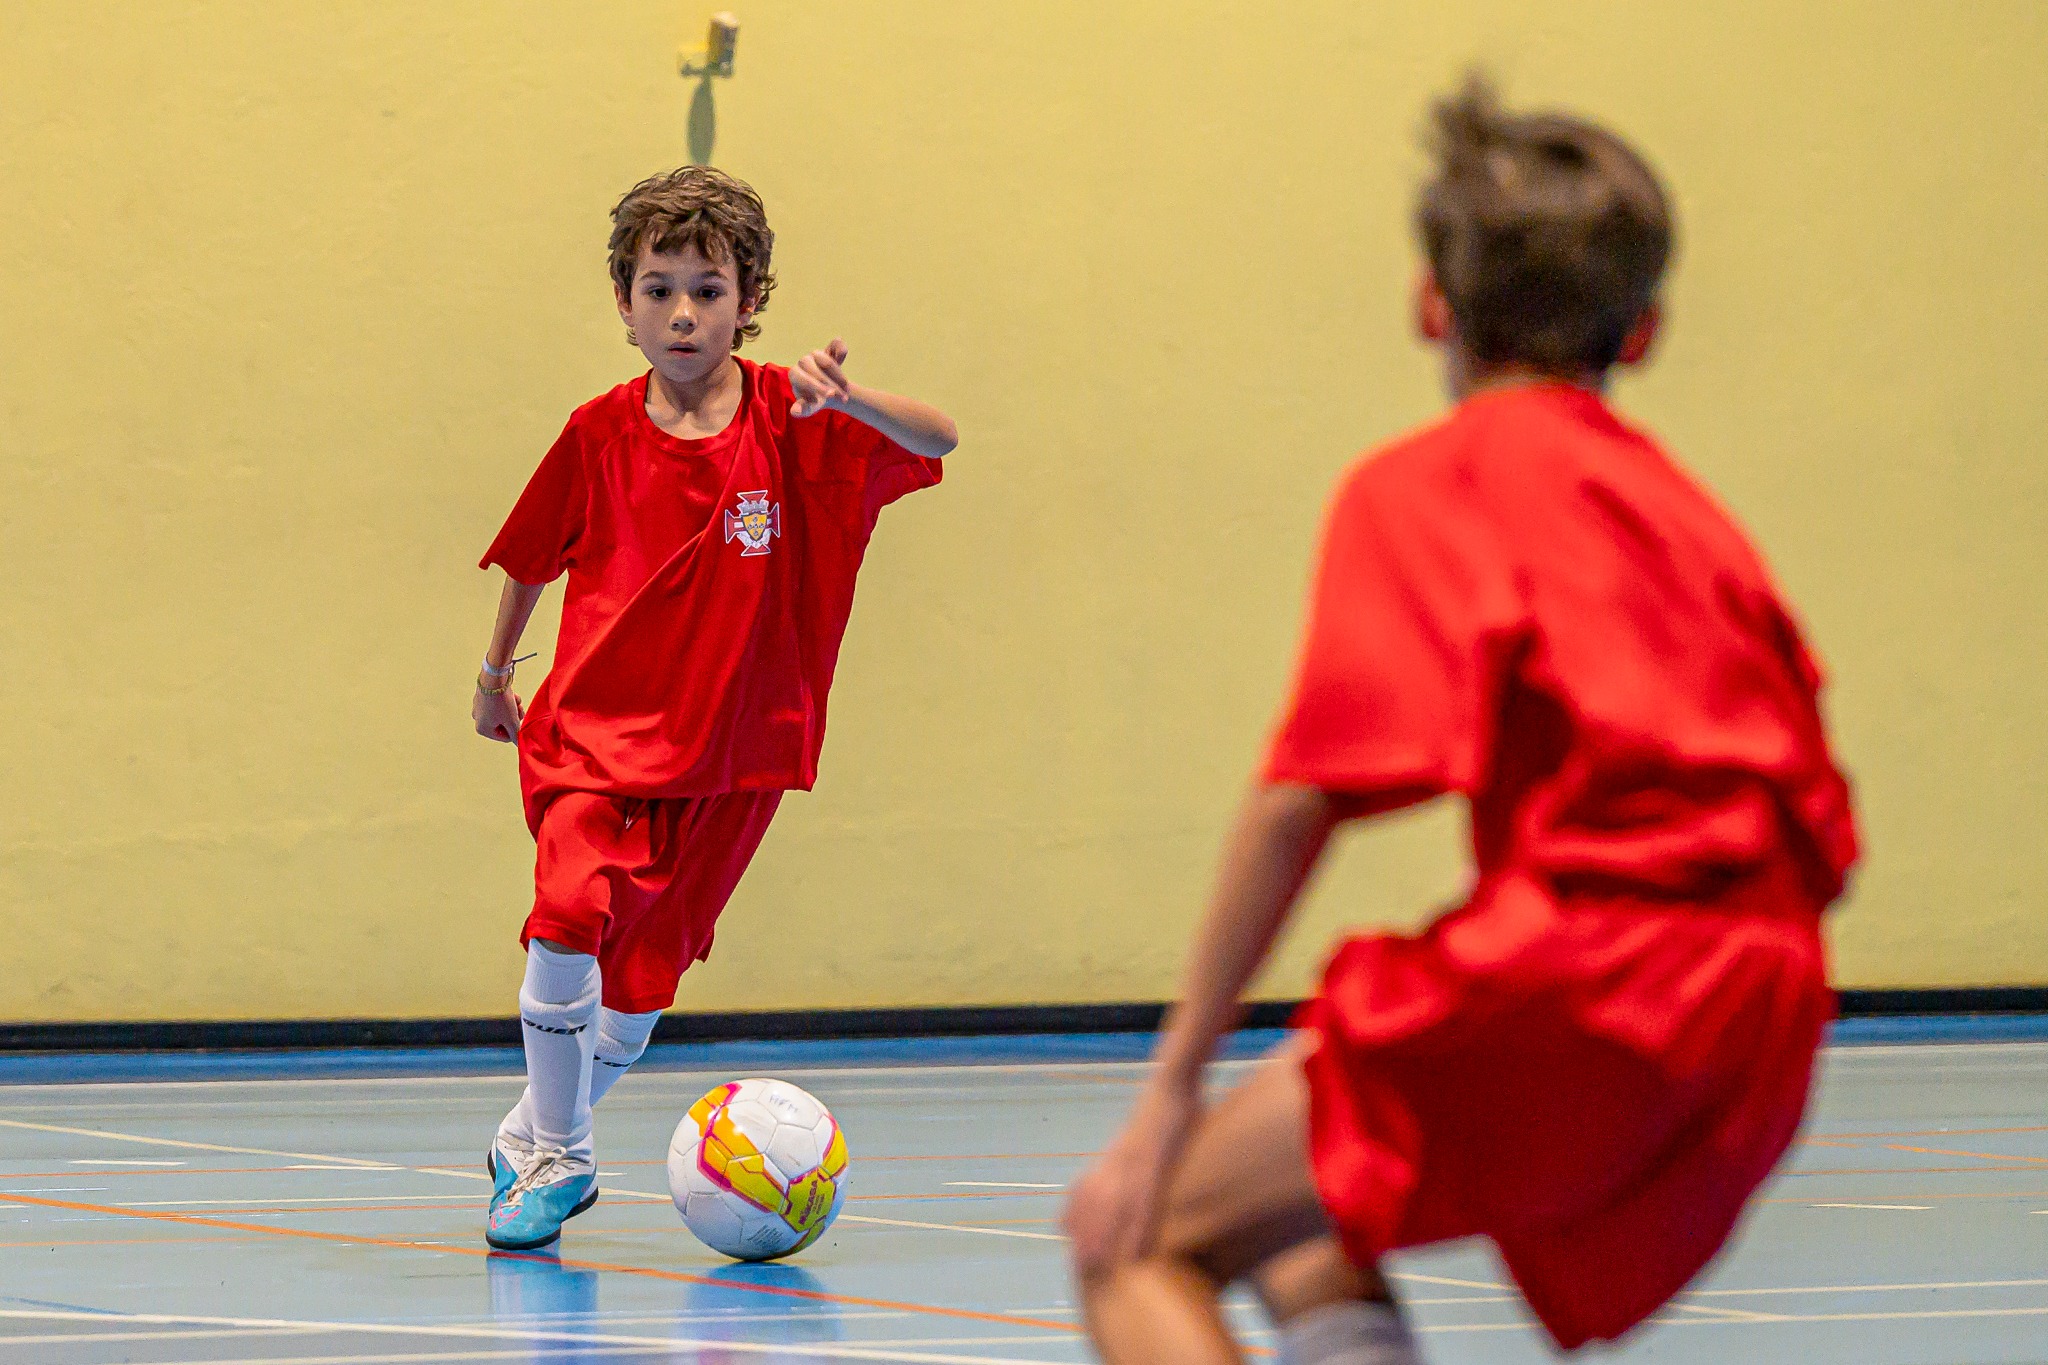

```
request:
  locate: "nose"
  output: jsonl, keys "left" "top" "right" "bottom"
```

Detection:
{"left": 671, "top": 305, "right": 694, "bottom": 334}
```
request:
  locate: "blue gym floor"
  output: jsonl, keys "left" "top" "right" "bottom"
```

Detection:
{"left": 1, "top": 1024, "right": 2045, "bottom": 1364}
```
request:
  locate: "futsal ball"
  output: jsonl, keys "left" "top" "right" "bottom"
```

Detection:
{"left": 668, "top": 1078, "right": 849, "bottom": 1261}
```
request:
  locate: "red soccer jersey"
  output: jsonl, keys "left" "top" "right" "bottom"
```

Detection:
{"left": 1272, "top": 382, "right": 1860, "bottom": 1348}
{"left": 482, "top": 360, "right": 941, "bottom": 831}
{"left": 1265, "top": 382, "right": 1856, "bottom": 906}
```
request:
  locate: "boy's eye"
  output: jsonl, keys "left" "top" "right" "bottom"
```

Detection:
{"left": 697, "top": 288, "right": 723, "bottom": 301}
{"left": 647, "top": 286, "right": 669, "bottom": 299}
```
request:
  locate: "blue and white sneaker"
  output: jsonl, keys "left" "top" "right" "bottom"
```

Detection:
{"left": 485, "top": 1138, "right": 525, "bottom": 1200}
{"left": 485, "top": 1145, "right": 599, "bottom": 1251}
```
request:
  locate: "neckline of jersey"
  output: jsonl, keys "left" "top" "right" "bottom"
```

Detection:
{"left": 1459, "top": 378, "right": 1605, "bottom": 411}
{"left": 1458, "top": 379, "right": 1631, "bottom": 434}
{"left": 629, "top": 361, "right": 754, "bottom": 457}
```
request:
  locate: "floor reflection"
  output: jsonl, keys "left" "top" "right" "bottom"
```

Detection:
{"left": 485, "top": 1247, "right": 605, "bottom": 1362}
{"left": 484, "top": 1248, "right": 846, "bottom": 1364}
{"left": 676, "top": 1261, "right": 845, "bottom": 1363}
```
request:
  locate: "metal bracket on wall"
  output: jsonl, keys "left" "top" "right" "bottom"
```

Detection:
{"left": 680, "top": 11, "right": 740, "bottom": 79}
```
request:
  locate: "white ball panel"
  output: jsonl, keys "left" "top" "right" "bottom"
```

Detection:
{"left": 682, "top": 1189, "right": 747, "bottom": 1257}
{"left": 752, "top": 1078, "right": 823, "bottom": 1126}
{"left": 723, "top": 1096, "right": 784, "bottom": 1146}
{"left": 765, "top": 1122, "right": 823, "bottom": 1183}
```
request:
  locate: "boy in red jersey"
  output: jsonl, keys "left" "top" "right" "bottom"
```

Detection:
{"left": 471, "top": 167, "right": 956, "bottom": 1250}
{"left": 1065, "top": 78, "right": 1857, "bottom": 1361}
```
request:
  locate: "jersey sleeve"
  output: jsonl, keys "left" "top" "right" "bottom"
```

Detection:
{"left": 1262, "top": 458, "right": 1527, "bottom": 806}
{"left": 479, "top": 417, "right": 588, "bottom": 584}
{"left": 820, "top": 409, "right": 943, "bottom": 521}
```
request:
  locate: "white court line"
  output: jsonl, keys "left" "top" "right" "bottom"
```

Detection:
{"left": 0, "top": 1327, "right": 329, "bottom": 1346}
{"left": 285, "top": 1164, "right": 403, "bottom": 1171}
{"left": 0, "top": 1118, "right": 395, "bottom": 1168}
{"left": 1388, "top": 1272, "right": 1509, "bottom": 1291}
{"left": 839, "top": 1213, "right": 1064, "bottom": 1242}
{"left": 73, "top": 1159, "right": 185, "bottom": 1166}
{"left": 93, "top": 1350, "right": 743, "bottom": 1365}
{"left": 1808, "top": 1202, "right": 1933, "bottom": 1211}
{"left": 944, "top": 1182, "right": 1061, "bottom": 1189}
{"left": 840, "top": 1338, "right": 1089, "bottom": 1350}
{"left": 484, "top": 1311, "right": 915, "bottom": 1326}
{"left": 1423, "top": 1304, "right": 2048, "bottom": 1334}
{"left": 1691, "top": 1275, "right": 2048, "bottom": 1298}
{"left": 0, "top": 1310, "right": 1075, "bottom": 1365}
{"left": 1665, "top": 1303, "right": 1781, "bottom": 1323}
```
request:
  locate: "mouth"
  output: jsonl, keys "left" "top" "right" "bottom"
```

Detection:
{"left": 667, "top": 342, "right": 700, "bottom": 355}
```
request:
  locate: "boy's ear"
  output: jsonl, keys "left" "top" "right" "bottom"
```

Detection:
{"left": 1618, "top": 301, "right": 1662, "bottom": 367}
{"left": 614, "top": 283, "right": 634, "bottom": 323}
{"left": 1414, "top": 270, "right": 1454, "bottom": 344}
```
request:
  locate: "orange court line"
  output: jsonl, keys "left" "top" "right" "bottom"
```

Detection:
{"left": 1786, "top": 1165, "right": 2048, "bottom": 1176}
{"left": 0, "top": 1235, "right": 269, "bottom": 1247}
{"left": 1882, "top": 1143, "right": 2048, "bottom": 1166}
{"left": 1825, "top": 1126, "right": 2048, "bottom": 1140}
{"left": 116, "top": 1202, "right": 494, "bottom": 1216}
{"left": 0, "top": 1190, "right": 1079, "bottom": 1335}
{"left": 1765, "top": 1189, "right": 2048, "bottom": 1204}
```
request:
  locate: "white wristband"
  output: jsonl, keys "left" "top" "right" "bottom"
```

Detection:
{"left": 480, "top": 652, "right": 535, "bottom": 678}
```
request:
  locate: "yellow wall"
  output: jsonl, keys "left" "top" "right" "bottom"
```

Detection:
{"left": 3, "top": 2, "right": 2044, "bottom": 1022}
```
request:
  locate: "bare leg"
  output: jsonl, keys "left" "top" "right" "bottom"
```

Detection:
{"left": 1078, "top": 1035, "right": 1392, "bottom": 1365}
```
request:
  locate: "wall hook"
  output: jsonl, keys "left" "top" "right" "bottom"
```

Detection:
{"left": 680, "top": 11, "right": 740, "bottom": 80}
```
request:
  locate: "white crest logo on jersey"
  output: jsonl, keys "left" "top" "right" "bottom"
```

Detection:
{"left": 724, "top": 490, "right": 781, "bottom": 557}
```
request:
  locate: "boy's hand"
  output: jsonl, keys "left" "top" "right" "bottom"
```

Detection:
{"left": 789, "top": 339, "right": 853, "bottom": 419}
{"left": 472, "top": 682, "right": 524, "bottom": 743}
{"left": 1064, "top": 1077, "right": 1201, "bottom": 1275}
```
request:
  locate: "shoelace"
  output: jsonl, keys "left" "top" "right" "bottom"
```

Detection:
{"left": 506, "top": 1145, "right": 574, "bottom": 1201}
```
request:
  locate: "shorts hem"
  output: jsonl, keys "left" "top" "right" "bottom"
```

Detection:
{"left": 520, "top": 914, "right": 603, "bottom": 959}
{"left": 599, "top": 989, "right": 681, "bottom": 1014}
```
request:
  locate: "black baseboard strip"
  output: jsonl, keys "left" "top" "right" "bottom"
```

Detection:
{"left": 0, "top": 1002, "right": 1302, "bottom": 1054}
{"left": 1, "top": 990, "right": 2042, "bottom": 1054}
{"left": 1833, "top": 987, "right": 2048, "bottom": 1016}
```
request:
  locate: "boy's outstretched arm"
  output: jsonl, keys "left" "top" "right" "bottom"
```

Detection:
{"left": 1065, "top": 782, "right": 1343, "bottom": 1273}
{"left": 472, "top": 574, "right": 545, "bottom": 743}
{"left": 789, "top": 338, "right": 959, "bottom": 457}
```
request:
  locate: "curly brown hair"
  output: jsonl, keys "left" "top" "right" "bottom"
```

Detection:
{"left": 1416, "top": 75, "right": 1672, "bottom": 374}
{"left": 608, "top": 166, "right": 777, "bottom": 351}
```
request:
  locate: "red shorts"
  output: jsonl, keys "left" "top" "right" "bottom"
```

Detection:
{"left": 1297, "top": 869, "right": 1831, "bottom": 1351}
{"left": 522, "top": 790, "right": 783, "bottom": 1013}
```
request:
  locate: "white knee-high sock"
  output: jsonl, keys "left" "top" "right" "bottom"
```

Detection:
{"left": 500, "top": 1006, "right": 659, "bottom": 1151}
{"left": 513, "top": 942, "right": 600, "bottom": 1166}
{"left": 1278, "top": 1301, "right": 1420, "bottom": 1365}
{"left": 587, "top": 1008, "right": 663, "bottom": 1109}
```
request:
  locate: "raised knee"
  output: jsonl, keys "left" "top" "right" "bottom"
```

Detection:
{"left": 594, "top": 1007, "right": 662, "bottom": 1069}
{"left": 520, "top": 943, "right": 600, "bottom": 1024}
{"left": 1254, "top": 1238, "right": 1389, "bottom": 1325}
